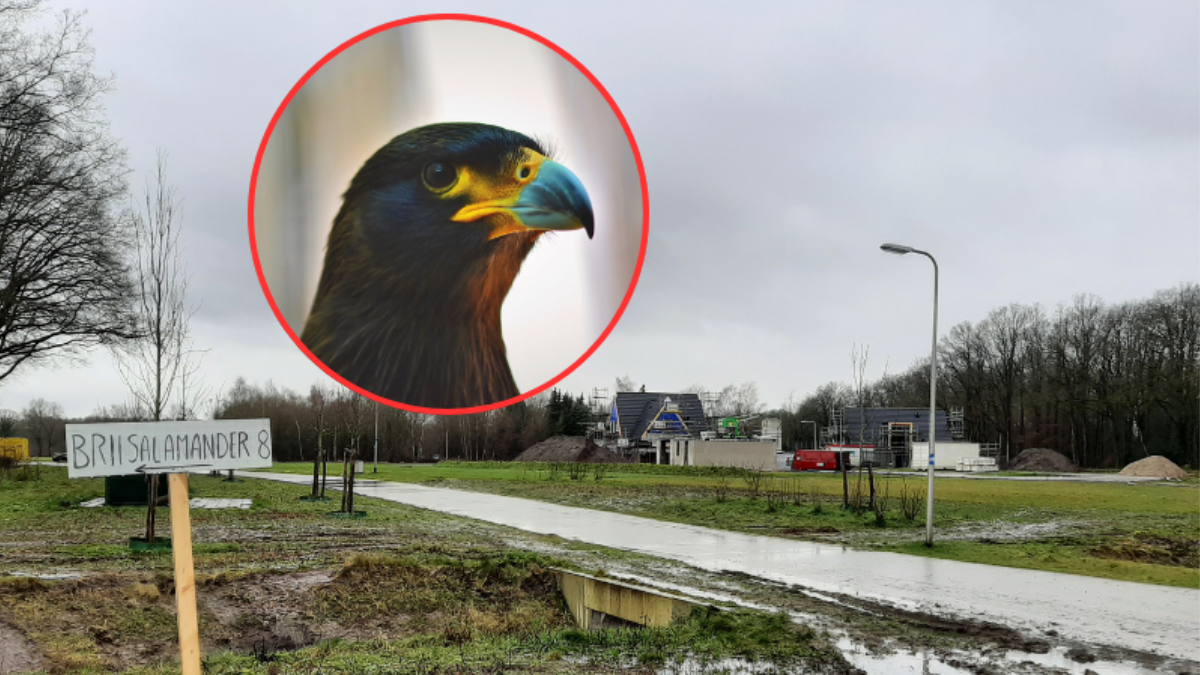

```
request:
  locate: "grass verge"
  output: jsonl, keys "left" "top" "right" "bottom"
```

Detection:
{"left": 260, "top": 461, "right": 1200, "bottom": 588}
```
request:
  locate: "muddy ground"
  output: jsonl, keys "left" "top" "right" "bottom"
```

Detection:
{"left": 0, "top": 470, "right": 1194, "bottom": 674}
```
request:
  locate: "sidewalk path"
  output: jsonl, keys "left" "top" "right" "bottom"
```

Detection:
{"left": 245, "top": 471, "right": 1199, "bottom": 661}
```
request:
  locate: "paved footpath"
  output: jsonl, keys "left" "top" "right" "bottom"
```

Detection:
{"left": 245, "top": 471, "right": 1200, "bottom": 662}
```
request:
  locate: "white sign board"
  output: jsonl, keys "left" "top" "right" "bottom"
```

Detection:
{"left": 65, "top": 419, "right": 273, "bottom": 478}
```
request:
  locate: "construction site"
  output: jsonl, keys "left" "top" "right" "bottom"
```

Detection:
{"left": 560, "top": 388, "right": 1010, "bottom": 475}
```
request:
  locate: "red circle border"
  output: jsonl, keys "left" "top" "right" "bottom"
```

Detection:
{"left": 247, "top": 14, "right": 649, "bottom": 416}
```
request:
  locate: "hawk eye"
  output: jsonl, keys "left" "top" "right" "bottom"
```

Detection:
{"left": 422, "top": 162, "right": 456, "bottom": 190}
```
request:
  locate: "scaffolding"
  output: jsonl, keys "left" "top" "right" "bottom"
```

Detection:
{"left": 587, "top": 387, "right": 612, "bottom": 441}
{"left": 949, "top": 407, "right": 965, "bottom": 440}
{"left": 881, "top": 422, "right": 914, "bottom": 467}
{"left": 700, "top": 391, "right": 719, "bottom": 418}
{"left": 824, "top": 408, "right": 845, "bottom": 445}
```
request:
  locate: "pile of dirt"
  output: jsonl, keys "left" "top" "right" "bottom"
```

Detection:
{"left": 514, "top": 436, "right": 631, "bottom": 463}
{"left": 1009, "top": 448, "right": 1077, "bottom": 473}
{"left": 1118, "top": 455, "right": 1188, "bottom": 478}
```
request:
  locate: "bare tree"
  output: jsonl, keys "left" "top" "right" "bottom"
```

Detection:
{"left": 0, "top": 1, "right": 139, "bottom": 384}
{"left": 335, "top": 388, "right": 367, "bottom": 513}
{"left": 850, "top": 343, "right": 871, "bottom": 405}
{"left": 21, "top": 397, "right": 61, "bottom": 456}
{"left": 114, "top": 154, "right": 200, "bottom": 544}
{"left": 308, "top": 384, "right": 330, "bottom": 497}
{"left": 116, "top": 153, "right": 200, "bottom": 422}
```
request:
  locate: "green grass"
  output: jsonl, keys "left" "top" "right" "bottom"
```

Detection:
{"left": 262, "top": 460, "right": 1198, "bottom": 513}
{"left": 260, "top": 461, "right": 1200, "bottom": 588}
{"left": 884, "top": 539, "right": 1200, "bottom": 587}
{"left": 112, "top": 607, "right": 841, "bottom": 675}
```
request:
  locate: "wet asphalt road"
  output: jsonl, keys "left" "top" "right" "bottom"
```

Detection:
{"left": 244, "top": 471, "right": 1200, "bottom": 662}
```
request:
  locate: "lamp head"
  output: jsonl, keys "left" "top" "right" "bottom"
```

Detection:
{"left": 881, "top": 243, "right": 914, "bottom": 255}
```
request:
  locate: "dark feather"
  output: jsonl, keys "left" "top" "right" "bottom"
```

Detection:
{"left": 301, "top": 123, "right": 556, "bottom": 408}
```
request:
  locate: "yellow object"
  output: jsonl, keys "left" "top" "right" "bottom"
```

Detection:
{"left": 0, "top": 438, "right": 29, "bottom": 462}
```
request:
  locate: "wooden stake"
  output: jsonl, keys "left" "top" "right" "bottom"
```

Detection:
{"left": 146, "top": 475, "right": 158, "bottom": 544}
{"left": 841, "top": 455, "right": 849, "bottom": 509}
{"left": 168, "top": 473, "right": 200, "bottom": 675}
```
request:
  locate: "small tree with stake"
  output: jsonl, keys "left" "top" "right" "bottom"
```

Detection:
{"left": 337, "top": 389, "right": 366, "bottom": 515}
{"left": 307, "top": 385, "right": 331, "bottom": 500}
{"left": 116, "top": 154, "right": 201, "bottom": 544}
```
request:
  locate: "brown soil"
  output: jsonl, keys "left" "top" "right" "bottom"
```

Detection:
{"left": 515, "top": 436, "right": 631, "bottom": 464}
{"left": 199, "top": 570, "right": 333, "bottom": 654}
{"left": 0, "top": 556, "right": 569, "bottom": 673}
{"left": 1088, "top": 535, "right": 1199, "bottom": 568}
{"left": 0, "top": 621, "right": 42, "bottom": 674}
{"left": 1010, "top": 448, "right": 1078, "bottom": 472}
{"left": 1118, "top": 455, "right": 1188, "bottom": 478}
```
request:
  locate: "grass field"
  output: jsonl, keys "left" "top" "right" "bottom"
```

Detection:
{"left": 262, "top": 461, "right": 1200, "bottom": 588}
{"left": 0, "top": 463, "right": 852, "bottom": 674}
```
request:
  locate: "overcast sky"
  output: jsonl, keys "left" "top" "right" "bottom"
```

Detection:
{"left": 2, "top": 0, "right": 1197, "bottom": 418}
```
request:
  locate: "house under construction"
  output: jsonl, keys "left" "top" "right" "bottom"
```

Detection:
{"left": 824, "top": 407, "right": 958, "bottom": 468}
{"left": 588, "top": 391, "right": 709, "bottom": 462}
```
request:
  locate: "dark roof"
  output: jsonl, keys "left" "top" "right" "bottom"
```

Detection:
{"left": 612, "top": 392, "right": 708, "bottom": 441}
{"left": 842, "top": 407, "right": 952, "bottom": 444}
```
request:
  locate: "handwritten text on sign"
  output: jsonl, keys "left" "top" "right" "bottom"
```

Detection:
{"left": 65, "top": 419, "right": 273, "bottom": 478}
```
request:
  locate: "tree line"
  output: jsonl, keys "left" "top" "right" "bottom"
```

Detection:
{"left": 1, "top": 379, "right": 611, "bottom": 463}
{"left": 781, "top": 285, "right": 1199, "bottom": 469}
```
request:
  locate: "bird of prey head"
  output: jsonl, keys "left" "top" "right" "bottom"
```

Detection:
{"left": 300, "top": 123, "right": 594, "bottom": 409}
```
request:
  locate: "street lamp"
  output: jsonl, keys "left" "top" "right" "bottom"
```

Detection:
{"left": 800, "top": 420, "right": 818, "bottom": 451}
{"left": 881, "top": 242, "right": 938, "bottom": 547}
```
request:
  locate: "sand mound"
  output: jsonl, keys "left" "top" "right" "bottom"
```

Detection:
{"left": 1010, "top": 448, "right": 1077, "bottom": 473}
{"left": 515, "top": 436, "right": 631, "bottom": 464}
{"left": 1119, "top": 455, "right": 1188, "bottom": 478}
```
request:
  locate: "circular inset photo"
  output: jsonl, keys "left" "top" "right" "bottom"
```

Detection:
{"left": 250, "top": 15, "right": 646, "bottom": 413}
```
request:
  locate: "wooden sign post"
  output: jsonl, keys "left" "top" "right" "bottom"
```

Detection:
{"left": 65, "top": 419, "right": 273, "bottom": 672}
{"left": 169, "top": 473, "right": 201, "bottom": 675}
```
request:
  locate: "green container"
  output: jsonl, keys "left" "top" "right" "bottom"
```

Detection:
{"left": 104, "top": 474, "right": 168, "bottom": 507}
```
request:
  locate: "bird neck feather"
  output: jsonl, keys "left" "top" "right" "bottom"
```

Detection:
{"left": 302, "top": 216, "right": 537, "bottom": 408}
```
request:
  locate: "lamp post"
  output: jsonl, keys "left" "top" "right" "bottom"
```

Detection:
{"left": 881, "top": 243, "right": 938, "bottom": 547}
{"left": 800, "top": 420, "right": 818, "bottom": 451}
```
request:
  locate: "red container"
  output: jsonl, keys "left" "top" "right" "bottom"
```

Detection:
{"left": 793, "top": 450, "right": 840, "bottom": 471}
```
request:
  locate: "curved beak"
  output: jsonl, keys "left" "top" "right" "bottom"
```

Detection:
{"left": 451, "top": 158, "right": 595, "bottom": 241}
{"left": 509, "top": 160, "right": 594, "bottom": 239}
